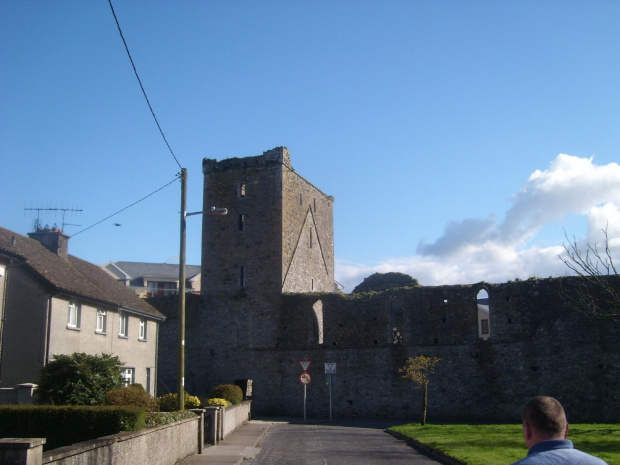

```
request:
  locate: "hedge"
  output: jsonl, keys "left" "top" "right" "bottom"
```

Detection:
{"left": 0, "top": 405, "right": 145, "bottom": 451}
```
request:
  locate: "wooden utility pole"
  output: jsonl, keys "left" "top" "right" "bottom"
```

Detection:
{"left": 177, "top": 168, "right": 187, "bottom": 410}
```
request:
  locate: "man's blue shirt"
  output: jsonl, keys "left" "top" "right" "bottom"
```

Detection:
{"left": 512, "top": 439, "right": 607, "bottom": 465}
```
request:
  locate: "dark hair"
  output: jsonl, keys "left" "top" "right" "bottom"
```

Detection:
{"left": 522, "top": 396, "right": 567, "bottom": 438}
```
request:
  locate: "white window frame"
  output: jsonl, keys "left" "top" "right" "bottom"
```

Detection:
{"left": 139, "top": 318, "right": 147, "bottom": 341}
{"left": 121, "top": 368, "right": 134, "bottom": 386}
{"left": 96, "top": 309, "right": 107, "bottom": 334}
{"left": 119, "top": 312, "right": 128, "bottom": 338}
{"left": 67, "top": 301, "right": 81, "bottom": 329}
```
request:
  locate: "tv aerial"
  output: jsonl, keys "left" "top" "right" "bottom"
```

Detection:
{"left": 25, "top": 205, "right": 83, "bottom": 232}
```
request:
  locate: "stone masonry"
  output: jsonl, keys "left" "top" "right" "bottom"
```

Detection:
{"left": 154, "top": 148, "right": 619, "bottom": 423}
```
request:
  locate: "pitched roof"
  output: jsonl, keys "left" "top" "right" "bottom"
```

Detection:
{"left": 0, "top": 227, "right": 164, "bottom": 320}
{"left": 110, "top": 261, "right": 201, "bottom": 280}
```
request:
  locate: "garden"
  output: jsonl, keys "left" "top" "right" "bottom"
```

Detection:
{"left": 0, "top": 353, "right": 244, "bottom": 451}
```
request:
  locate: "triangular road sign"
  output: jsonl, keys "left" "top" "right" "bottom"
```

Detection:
{"left": 300, "top": 360, "right": 311, "bottom": 371}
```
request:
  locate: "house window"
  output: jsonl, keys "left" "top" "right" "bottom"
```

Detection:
{"left": 96, "top": 309, "right": 107, "bottom": 334}
{"left": 121, "top": 368, "right": 134, "bottom": 386}
{"left": 481, "top": 319, "right": 489, "bottom": 334}
{"left": 139, "top": 318, "right": 147, "bottom": 341}
{"left": 147, "top": 281, "right": 176, "bottom": 297}
{"left": 238, "top": 214, "right": 245, "bottom": 232}
{"left": 238, "top": 183, "right": 246, "bottom": 198}
{"left": 119, "top": 312, "right": 128, "bottom": 338}
{"left": 299, "top": 193, "right": 303, "bottom": 205}
{"left": 67, "top": 301, "right": 81, "bottom": 329}
{"left": 240, "top": 266, "right": 246, "bottom": 288}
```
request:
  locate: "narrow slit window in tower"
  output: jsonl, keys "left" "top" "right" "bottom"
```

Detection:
{"left": 238, "top": 214, "right": 245, "bottom": 231}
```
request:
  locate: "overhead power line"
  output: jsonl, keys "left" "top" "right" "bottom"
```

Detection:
{"left": 70, "top": 174, "right": 181, "bottom": 239}
{"left": 14, "top": 174, "right": 181, "bottom": 263}
{"left": 107, "top": 0, "right": 183, "bottom": 171}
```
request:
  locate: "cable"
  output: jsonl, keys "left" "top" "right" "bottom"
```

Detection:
{"left": 71, "top": 173, "right": 181, "bottom": 238}
{"left": 107, "top": 0, "right": 183, "bottom": 171}
{"left": 13, "top": 174, "right": 181, "bottom": 262}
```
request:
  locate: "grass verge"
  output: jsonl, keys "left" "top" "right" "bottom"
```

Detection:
{"left": 388, "top": 424, "right": 619, "bottom": 465}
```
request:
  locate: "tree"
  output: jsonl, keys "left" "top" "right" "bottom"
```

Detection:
{"left": 399, "top": 355, "right": 441, "bottom": 425}
{"left": 37, "top": 353, "right": 124, "bottom": 405}
{"left": 352, "top": 272, "right": 419, "bottom": 294}
{"left": 559, "top": 228, "right": 620, "bottom": 320}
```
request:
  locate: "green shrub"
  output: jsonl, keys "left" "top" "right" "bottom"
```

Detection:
{"left": 0, "top": 405, "right": 144, "bottom": 451}
{"left": 208, "top": 384, "right": 243, "bottom": 405}
{"left": 102, "top": 385, "right": 159, "bottom": 412}
{"left": 37, "top": 353, "right": 124, "bottom": 405}
{"left": 145, "top": 410, "right": 198, "bottom": 427}
{"left": 205, "top": 397, "right": 231, "bottom": 407}
{"left": 156, "top": 391, "right": 201, "bottom": 411}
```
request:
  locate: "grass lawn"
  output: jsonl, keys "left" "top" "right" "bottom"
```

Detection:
{"left": 388, "top": 423, "right": 620, "bottom": 465}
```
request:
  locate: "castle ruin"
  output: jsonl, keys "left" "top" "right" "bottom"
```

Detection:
{"left": 154, "top": 147, "right": 619, "bottom": 422}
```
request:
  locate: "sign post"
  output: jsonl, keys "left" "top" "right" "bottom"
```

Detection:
{"left": 325, "top": 363, "right": 336, "bottom": 421}
{"left": 299, "top": 371, "right": 311, "bottom": 421}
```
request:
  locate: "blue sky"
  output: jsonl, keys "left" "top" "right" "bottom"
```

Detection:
{"left": 2, "top": 1, "right": 620, "bottom": 292}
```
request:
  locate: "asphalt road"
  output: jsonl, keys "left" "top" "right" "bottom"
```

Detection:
{"left": 251, "top": 420, "right": 444, "bottom": 465}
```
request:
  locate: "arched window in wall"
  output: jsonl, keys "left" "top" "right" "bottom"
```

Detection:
{"left": 477, "top": 289, "right": 490, "bottom": 340}
{"left": 313, "top": 300, "right": 324, "bottom": 345}
{"left": 393, "top": 327, "right": 403, "bottom": 345}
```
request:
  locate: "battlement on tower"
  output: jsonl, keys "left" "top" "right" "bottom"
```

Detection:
{"left": 202, "top": 146, "right": 292, "bottom": 174}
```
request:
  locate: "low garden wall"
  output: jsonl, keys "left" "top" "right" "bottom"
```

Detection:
{"left": 222, "top": 400, "right": 252, "bottom": 438}
{"left": 44, "top": 414, "right": 200, "bottom": 465}
{"left": 0, "top": 401, "right": 252, "bottom": 465}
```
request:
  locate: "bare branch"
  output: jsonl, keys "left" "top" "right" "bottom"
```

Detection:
{"left": 559, "top": 226, "right": 620, "bottom": 320}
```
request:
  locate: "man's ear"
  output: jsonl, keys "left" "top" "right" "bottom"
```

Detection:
{"left": 523, "top": 421, "right": 532, "bottom": 441}
{"left": 564, "top": 423, "right": 569, "bottom": 439}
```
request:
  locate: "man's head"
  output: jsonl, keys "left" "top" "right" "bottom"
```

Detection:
{"left": 521, "top": 396, "right": 569, "bottom": 449}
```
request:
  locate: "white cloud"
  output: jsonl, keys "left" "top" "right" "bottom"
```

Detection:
{"left": 336, "top": 154, "right": 620, "bottom": 292}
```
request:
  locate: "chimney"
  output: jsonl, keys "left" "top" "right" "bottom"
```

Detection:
{"left": 28, "top": 224, "right": 70, "bottom": 259}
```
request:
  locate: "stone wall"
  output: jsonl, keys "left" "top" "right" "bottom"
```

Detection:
{"left": 156, "top": 147, "right": 620, "bottom": 423}
{"left": 154, "top": 278, "right": 619, "bottom": 423}
{"left": 201, "top": 149, "right": 284, "bottom": 297}
{"left": 201, "top": 147, "right": 335, "bottom": 296}
{"left": 281, "top": 166, "right": 335, "bottom": 293}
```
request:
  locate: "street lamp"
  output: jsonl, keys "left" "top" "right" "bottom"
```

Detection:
{"left": 177, "top": 168, "right": 227, "bottom": 410}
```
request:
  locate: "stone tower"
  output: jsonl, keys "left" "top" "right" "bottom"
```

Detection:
{"left": 201, "top": 147, "right": 335, "bottom": 298}
{"left": 187, "top": 147, "right": 335, "bottom": 396}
